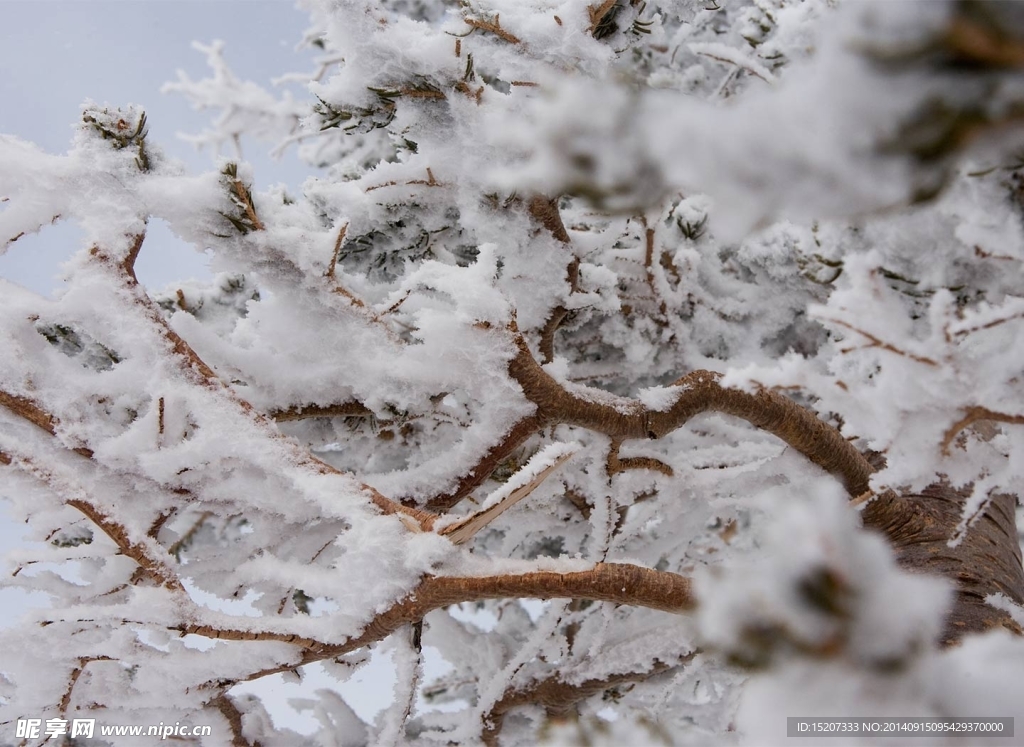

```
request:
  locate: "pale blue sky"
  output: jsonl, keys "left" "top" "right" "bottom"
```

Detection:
{"left": 0, "top": 0, "right": 314, "bottom": 295}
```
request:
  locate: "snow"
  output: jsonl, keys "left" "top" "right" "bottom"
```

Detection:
{"left": 637, "top": 385, "right": 683, "bottom": 412}
{"left": 688, "top": 42, "right": 777, "bottom": 84}
{"left": 3, "top": 0, "right": 1024, "bottom": 743}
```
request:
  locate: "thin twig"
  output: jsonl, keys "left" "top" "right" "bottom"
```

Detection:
{"left": 465, "top": 17, "right": 521, "bottom": 45}
{"left": 4, "top": 213, "right": 62, "bottom": 248}
{"left": 59, "top": 656, "right": 113, "bottom": 715}
{"left": 952, "top": 311, "right": 1024, "bottom": 337}
{"left": 941, "top": 406, "right": 1024, "bottom": 455}
{"left": 67, "top": 497, "right": 182, "bottom": 591}
{"left": 825, "top": 318, "right": 938, "bottom": 366}
{"left": 326, "top": 222, "right": 348, "bottom": 280}
{"left": 212, "top": 694, "right": 253, "bottom": 747}
{"left": 606, "top": 439, "right": 673, "bottom": 476}
{"left": 167, "top": 511, "right": 213, "bottom": 561}
{"left": 439, "top": 447, "right": 577, "bottom": 544}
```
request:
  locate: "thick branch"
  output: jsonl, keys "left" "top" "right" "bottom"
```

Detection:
{"left": 413, "top": 564, "right": 694, "bottom": 614}
{"left": 215, "top": 563, "right": 694, "bottom": 683}
{"left": 508, "top": 330, "right": 874, "bottom": 498}
{"left": 861, "top": 484, "right": 1024, "bottom": 645}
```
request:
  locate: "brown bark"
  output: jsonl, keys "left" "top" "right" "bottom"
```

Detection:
{"left": 270, "top": 400, "right": 373, "bottom": 421}
{"left": 507, "top": 330, "right": 875, "bottom": 498}
{"left": 527, "top": 196, "right": 571, "bottom": 244}
{"left": 0, "top": 389, "right": 59, "bottom": 434}
{"left": 0, "top": 389, "right": 93, "bottom": 458}
{"left": 214, "top": 563, "right": 696, "bottom": 684}
{"left": 528, "top": 195, "right": 579, "bottom": 365}
{"left": 862, "top": 485, "right": 1024, "bottom": 645}
{"left": 424, "top": 414, "right": 545, "bottom": 511}
{"left": 212, "top": 694, "right": 257, "bottom": 747}
{"left": 537, "top": 256, "right": 579, "bottom": 364}
{"left": 67, "top": 498, "right": 184, "bottom": 592}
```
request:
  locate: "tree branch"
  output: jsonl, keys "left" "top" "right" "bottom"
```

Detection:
{"left": 121, "top": 231, "right": 146, "bottom": 282}
{"left": 424, "top": 414, "right": 545, "bottom": 511}
{"left": 607, "top": 439, "right": 674, "bottom": 477}
{"left": 641, "top": 219, "right": 668, "bottom": 320}
{"left": 507, "top": 327, "right": 874, "bottom": 498}
{"left": 270, "top": 400, "right": 373, "bottom": 422}
{"left": 65, "top": 497, "right": 183, "bottom": 592}
{"left": 1, "top": 449, "right": 183, "bottom": 591}
{"left": 941, "top": 405, "right": 1024, "bottom": 455}
{"left": 59, "top": 656, "right": 113, "bottom": 715}
{"left": 0, "top": 389, "right": 93, "bottom": 458}
{"left": 178, "top": 624, "right": 327, "bottom": 650}
{"left": 212, "top": 694, "right": 255, "bottom": 747}
{"left": 90, "top": 231, "right": 435, "bottom": 529}
{"left": 861, "top": 484, "right": 1024, "bottom": 645}
{"left": 214, "top": 563, "right": 695, "bottom": 684}
{"left": 464, "top": 16, "right": 522, "bottom": 45}
{"left": 528, "top": 195, "right": 579, "bottom": 364}
{"left": 439, "top": 446, "right": 577, "bottom": 544}
{"left": 538, "top": 256, "right": 579, "bottom": 365}
{"left": 481, "top": 655, "right": 692, "bottom": 746}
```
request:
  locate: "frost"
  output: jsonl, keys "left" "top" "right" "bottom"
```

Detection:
{"left": 986, "top": 594, "right": 1024, "bottom": 629}
{"left": 688, "top": 42, "right": 777, "bottom": 84}
{"left": 3, "top": 0, "right": 1024, "bottom": 744}
{"left": 637, "top": 385, "right": 683, "bottom": 412}
{"left": 696, "top": 482, "right": 951, "bottom": 669}
{"left": 474, "top": 441, "right": 580, "bottom": 515}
